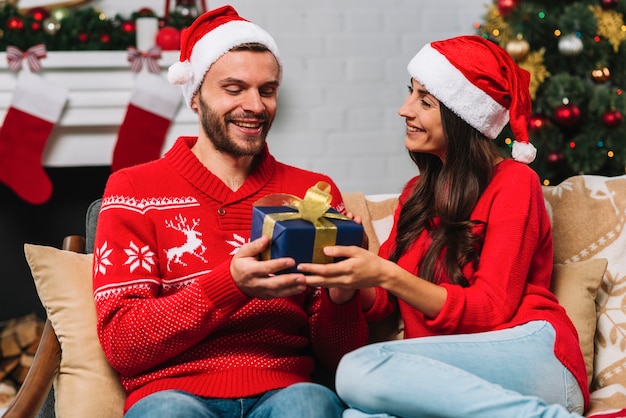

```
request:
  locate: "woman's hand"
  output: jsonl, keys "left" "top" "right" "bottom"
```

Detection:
{"left": 301, "top": 242, "right": 448, "bottom": 318}
{"left": 298, "top": 245, "right": 392, "bottom": 309}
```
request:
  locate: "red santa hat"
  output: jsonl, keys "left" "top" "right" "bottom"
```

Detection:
{"left": 168, "top": 5, "right": 282, "bottom": 108}
{"left": 407, "top": 35, "right": 536, "bottom": 164}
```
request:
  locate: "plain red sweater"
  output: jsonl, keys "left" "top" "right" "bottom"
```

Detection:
{"left": 93, "top": 136, "right": 369, "bottom": 412}
{"left": 373, "top": 159, "right": 590, "bottom": 409}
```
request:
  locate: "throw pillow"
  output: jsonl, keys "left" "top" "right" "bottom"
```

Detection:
{"left": 543, "top": 174, "right": 626, "bottom": 416}
{"left": 551, "top": 258, "right": 607, "bottom": 387}
{"left": 24, "top": 244, "right": 125, "bottom": 418}
{"left": 342, "top": 192, "right": 398, "bottom": 255}
{"left": 364, "top": 194, "right": 398, "bottom": 255}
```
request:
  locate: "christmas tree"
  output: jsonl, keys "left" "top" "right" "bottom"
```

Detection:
{"left": 475, "top": 0, "right": 626, "bottom": 185}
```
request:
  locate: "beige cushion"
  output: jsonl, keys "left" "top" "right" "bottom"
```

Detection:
{"left": 24, "top": 244, "right": 125, "bottom": 418}
{"left": 342, "top": 192, "right": 398, "bottom": 255}
{"left": 551, "top": 259, "right": 607, "bottom": 387}
{"left": 543, "top": 174, "right": 626, "bottom": 416}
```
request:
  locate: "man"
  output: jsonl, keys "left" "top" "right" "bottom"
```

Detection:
{"left": 92, "top": 5, "right": 370, "bottom": 418}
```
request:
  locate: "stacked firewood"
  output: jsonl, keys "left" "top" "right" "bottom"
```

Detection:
{"left": 0, "top": 314, "right": 44, "bottom": 408}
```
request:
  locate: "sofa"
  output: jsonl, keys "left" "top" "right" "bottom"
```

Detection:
{"left": 4, "top": 173, "right": 626, "bottom": 418}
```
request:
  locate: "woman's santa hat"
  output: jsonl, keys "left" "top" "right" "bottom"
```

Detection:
{"left": 168, "top": 5, "right": 282, "bottom": 108}
{"left": 407, "top": 35, "right": 536, "bottom": 164}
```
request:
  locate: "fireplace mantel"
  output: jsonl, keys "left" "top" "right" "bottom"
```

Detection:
{"left": 0, "top": 50, "right": 196, "bottom": 167}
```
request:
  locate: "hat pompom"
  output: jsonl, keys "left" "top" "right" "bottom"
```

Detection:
{"left": 168, "top": 61, "right": 194, "bottom": 85}
{"left": 511, "top": 141, "right": 537, "bottom": 164}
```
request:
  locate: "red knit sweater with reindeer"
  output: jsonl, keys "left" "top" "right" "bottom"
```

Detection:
{"left": 93, "top": 136, "right": 369, "bottom": 412}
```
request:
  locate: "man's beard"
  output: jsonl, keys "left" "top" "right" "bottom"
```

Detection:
{"left": 198, "top": 97, "right": 272, "bottom": 157}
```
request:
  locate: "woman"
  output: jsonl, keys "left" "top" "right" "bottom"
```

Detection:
{"left": 299, "top": 35, "right": 588, "bottom": 417}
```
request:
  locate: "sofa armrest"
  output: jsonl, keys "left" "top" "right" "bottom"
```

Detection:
{"left": 2, "top": 235, "right": 86, "bottom": 418}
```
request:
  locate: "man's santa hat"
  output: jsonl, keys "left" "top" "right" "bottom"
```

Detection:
{"left": 407, "top": 35, "right": 536, "bottom": 163}
{"left": 168, "top": 5, "right": 282, "bottom": 108}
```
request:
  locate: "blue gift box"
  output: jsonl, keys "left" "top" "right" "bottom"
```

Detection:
{"left": 250, "top": 205, "right": 364, "bottom": 273}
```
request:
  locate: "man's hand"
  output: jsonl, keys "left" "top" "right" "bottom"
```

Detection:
{"left": 230, "top": 236, "right": 307, "bottom": 299}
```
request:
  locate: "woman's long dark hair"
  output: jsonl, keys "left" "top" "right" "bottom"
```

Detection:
{"left": 388, "top": 103, "right": 503, "bottom": 287}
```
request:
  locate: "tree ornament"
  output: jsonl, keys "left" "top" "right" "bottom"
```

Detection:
{"left": 518, "top": 49, "right": 550, "bottom": 100}
{"left": 497, "top": 0, "right": 519, "bottom": 17}
{"left": 546, "top": 151, "right": 565, "bottom": 166}
{"left": 603, "top": 109, "right": 623, "bottom": 128}
{"left": 7, "top": 17, "right": 24, "bottom": 30}
{"left": 31, "top": 21, "right": 41, "bottom": 32}
{"left": 590, "top": 5, "right": 626, "bottom": 53}
{"left": 506, "top": 36, "right": 530, "bottom": 61}
{"left": 156, "top": 26, "right": 181, "bottom": 50}
{"left": 591, "top": 67, "right": 611, "bottom": 83}
{"left": 42, "top": 17, "right": 60, "bottom": 35}
{"left": 481, "top": 5, "right": 508, "bottom": 42}
{"left": 121, "top": 20, "right": 135, "bottom": 33}
{"left": 137, "top": 7, "right": 157, "bottom": 17}
{"left": 50, "top": 6, "right": 70, "bottom": 22}
{"left": 27, "top": 7, "right": 49, "bottom": 22}
{"left": 558, "top": 34, "right": 584, "bottom": 56}
{"left": 554, "top": 104, "right": 581, "bottom": 128}
{"left": 529, "top": 114, "right": 549, "bottom": 132}
{"left": 600, "top": 0, "right": 619, "bottom": 10}
{"left": 174, "top": 0, "right": 200, "bottom": 19}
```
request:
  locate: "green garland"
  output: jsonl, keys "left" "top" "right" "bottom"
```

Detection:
{"left": 0, "top": 3, "right": 192, "bottom": 51}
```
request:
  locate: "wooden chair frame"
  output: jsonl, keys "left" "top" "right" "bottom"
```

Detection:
{"left": 2, "top": 235, "right": 85, "bottom": 418}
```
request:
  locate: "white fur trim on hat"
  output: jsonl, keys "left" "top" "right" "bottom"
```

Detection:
{"left": 167, "top": 61, "right": 194, "bottom": 85}
{"left": 511, "top": 140, "right": 537, "bottom": 164}
{"left": 407, "top": 44, "right": 509, "bottom": 140}
{"left": 169, "top": 20, "right": 282, "bottom": 109}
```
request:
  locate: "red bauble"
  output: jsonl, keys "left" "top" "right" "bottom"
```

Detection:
{"left": 156, "top": 26, "right": 181, "bottom": 51}
{"left": 79, "top": 33, "right": 88, "bottom": 43}
{"left": 27, "top": 7, "right": 50, "bottom": 21}
{"left": 546, "top": 151, "right": 565, "bottom": 166}
{"left": 7, "top": 17, "right": 24, "bottom": 30}
{"left": 600, "top": 0, "right": 619, "bottom": 10}
{"left": 121, "top": 20, "right": 135, "bottom": 33}
{"left": 553, "top": 104, "right": 581, "bottom": 128}
{"left": 603, "top": 109, "right": 623, "bottom": 128}
{"left": 529, "top": 114, "right": 548, "bottom": 132}
{"left": 137, "top": 7, "right": 156, "bottom": 17}
{"left": 497, "top": 0, "right": 519, "bottom": 17}
{"left": 31, "top": 22, "right": 41, "bottom": 31}
{"left": 101, "top": 33, "right": 111, "bottom": 43}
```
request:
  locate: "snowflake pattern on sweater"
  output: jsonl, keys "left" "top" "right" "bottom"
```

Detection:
{"left": 92, "top": 137, "right": 369, "bottom": 411}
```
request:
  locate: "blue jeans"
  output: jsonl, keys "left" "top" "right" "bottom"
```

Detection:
{"left": 124, "top": 382, "right": 344, "bottom": 418}
{"left": 336, "top": 321, "right": 585, "bottom": 418}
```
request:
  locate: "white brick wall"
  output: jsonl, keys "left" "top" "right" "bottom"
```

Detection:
{"left": 91, "top": 0, "right": 491, "bottom": 194}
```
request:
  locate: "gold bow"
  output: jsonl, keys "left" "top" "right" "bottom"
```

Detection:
{"left": 255, "top": 181, "right": 350, "bottom": 264}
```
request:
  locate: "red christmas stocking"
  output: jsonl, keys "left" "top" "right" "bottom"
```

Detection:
{"left": 0, "top": 70, "right": 68, "bottom": 204}
{"left": 112, "top": 72, "right": 181, "bottom": 172}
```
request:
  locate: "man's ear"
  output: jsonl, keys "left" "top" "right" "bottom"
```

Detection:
{"left": 190, "top": 93, "right": 199, "bottom": 113}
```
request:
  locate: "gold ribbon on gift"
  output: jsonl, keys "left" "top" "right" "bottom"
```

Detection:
{"left": 255, "top": 181, "right": 350, "bottom": 264}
